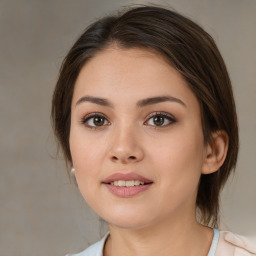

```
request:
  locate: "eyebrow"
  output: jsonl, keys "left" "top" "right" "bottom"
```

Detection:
{"left": 76, "top": 96, "right": 114, "bottom": 107}
{"left": 75, "top": 95, "right": 186, "bottom": 108}
{"left": 136, "top": 96, "right": 186, "bottom": 108}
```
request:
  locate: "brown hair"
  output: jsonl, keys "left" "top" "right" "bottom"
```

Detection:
{"left": 52, "top": 6, "right": 238, "bottom": 227}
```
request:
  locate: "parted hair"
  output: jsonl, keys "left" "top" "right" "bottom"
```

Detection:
{"left": 52, "top": 5, "right": 239, "bottom": 227}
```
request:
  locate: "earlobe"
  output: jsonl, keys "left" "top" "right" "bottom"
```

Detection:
{"left": 202, "top": 131, "right": 229, "bottom": 174}
{"left": 71, "top": 167, "right": 76, "bottom": 175}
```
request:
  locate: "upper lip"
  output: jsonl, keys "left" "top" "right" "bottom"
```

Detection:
{"left": 102, "top": 172, "right": 153, "bottom": 184}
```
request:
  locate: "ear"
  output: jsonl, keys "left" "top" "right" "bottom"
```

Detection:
{"left": 202, "top": 130, "right": 229, "bottom": 174}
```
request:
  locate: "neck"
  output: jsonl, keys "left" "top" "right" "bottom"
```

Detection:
{"left": 104, "top": 215, "right": 213, "bottom": 256}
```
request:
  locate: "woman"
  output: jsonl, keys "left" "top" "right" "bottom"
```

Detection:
{"left": 52, "top": 6, "right": 256, "bottom": 256}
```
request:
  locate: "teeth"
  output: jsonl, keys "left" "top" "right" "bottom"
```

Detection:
{"left": 134, "top": 180, "right": 141, "bottom": 186}
{"left": 116, "top": 180, "right": 126, "bottom": 186}
{"left": 126, "top": 181, "right": 134, "bottom": 187}
{"left": 110, "top": 180, "right": 145, "bottom": 187}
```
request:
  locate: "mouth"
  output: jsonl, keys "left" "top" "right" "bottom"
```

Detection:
{"left": 109, "top": 180, "right": 146, "bottom": 187}
{"left": 102, "top": 172, "right": 153, "bottom": 197}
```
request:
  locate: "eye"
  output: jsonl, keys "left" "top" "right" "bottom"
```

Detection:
{"left": 145, "top": 112, "right": 176, "bottom": 127}
{"left": 81, "top": 113, "right": 110, "bottom": 128}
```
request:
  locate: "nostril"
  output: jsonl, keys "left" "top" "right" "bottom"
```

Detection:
{"left": 111, "top": 155, "right": 136, "bottom": 162}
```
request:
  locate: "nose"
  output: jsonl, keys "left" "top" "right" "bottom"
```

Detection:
{"left": 108, "top": 124, "right": 144, "bottom": 164}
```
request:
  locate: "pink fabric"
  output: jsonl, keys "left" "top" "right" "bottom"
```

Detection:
{"left": 216, "top": 231, "right": 256, "bottom": 255}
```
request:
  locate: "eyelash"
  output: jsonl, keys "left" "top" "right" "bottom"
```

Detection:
{"left": 80, "top": 111, "right": 176, "bottom": 129}
{"left": 144, "top": 112, "right": 176, "bottom": 128}
{"left": 80, "top": 112, "right": 110, "bottom": 130}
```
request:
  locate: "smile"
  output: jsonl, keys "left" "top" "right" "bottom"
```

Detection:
{"left": 103, "top": 172, "right": 153, "bottom": 197}
{"left": 110, "top": 180, "right": 145, "bottom": 187}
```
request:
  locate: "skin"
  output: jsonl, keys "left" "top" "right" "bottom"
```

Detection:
{"left": 69, "top": 47, "right": 228, "bottom": 256}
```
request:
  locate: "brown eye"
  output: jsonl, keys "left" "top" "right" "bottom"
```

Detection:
{"left": 82, "top": 113, "right": 109, "bottom": 128}
{"left": 153, "top": 115, "right": 165, "bottom": 126}
{"left": 145, "top": 112, "right": 176, "bottom": 127}
{"left": 93, "top": 116, "right": 105, "bottom": 126}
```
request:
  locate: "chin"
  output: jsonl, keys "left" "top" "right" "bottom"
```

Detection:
{"left": 108, "top": 218, "right": 153, "bottom": 230}
{"left": 100, "top": 207, "right": 157, "bottom": 230}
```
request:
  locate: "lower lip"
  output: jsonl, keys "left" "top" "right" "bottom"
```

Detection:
{"left": 104, "top": 183, "right": 152, "bottom": 198}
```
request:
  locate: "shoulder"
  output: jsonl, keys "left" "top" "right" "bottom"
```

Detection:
{"left": 65, "top": 233, "right": 109, "bottom": 256}
{"left": 216, "top": 231, "right": 256, "bottom": 256}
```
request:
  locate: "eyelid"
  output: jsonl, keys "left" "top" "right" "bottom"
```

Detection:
{"left": 80, "top": 112, "right": 110, "bottom": 129}
{"left": 144, "top": 111, "right": 176, "bottom": 127}
{"left": 80, "top": 111, "right": 176, "bottom": 129}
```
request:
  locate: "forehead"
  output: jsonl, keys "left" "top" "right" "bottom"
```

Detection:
{"left": 73, "top": 47, "right": 197, "bottom": 107}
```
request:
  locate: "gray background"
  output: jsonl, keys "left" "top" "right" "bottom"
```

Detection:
{"left": 0, "top": 0, "right": 255, "bottom": 255}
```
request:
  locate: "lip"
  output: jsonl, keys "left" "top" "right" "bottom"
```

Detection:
{"left": 102, "top": 172, "right": 153, "bottom": 198}
{"left": 102, "top": 172, "right": 153, "bottom": 184}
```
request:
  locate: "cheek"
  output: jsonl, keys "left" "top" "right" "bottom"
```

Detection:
{"left": 150, "top": 125, "right": 204, "bottom": 164}
{"left": 150, "top": 126, "right": 205, "bottom": 188}
{"left": 70, "top": 124, "right": 104, "bottom": 165}
{"left": 147, "top": 132, "right": 204, "bottom": 214}
{"left": 69, "top": 127, "right": 101, "bottom": 188}
{"left": 69, "top": 130, "right": 102, "bottom": 205}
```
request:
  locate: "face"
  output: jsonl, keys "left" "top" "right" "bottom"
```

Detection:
{"left": 70, "top": 47, "right": 208, "bottom": 229}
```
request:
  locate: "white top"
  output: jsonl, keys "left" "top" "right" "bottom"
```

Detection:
{"left": 66, "top": 229, "right": 256, "bottom": 256}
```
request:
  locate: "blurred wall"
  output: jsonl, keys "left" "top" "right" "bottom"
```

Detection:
{"left": 0, "top": 0, "right": 255, "bottom": 255}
